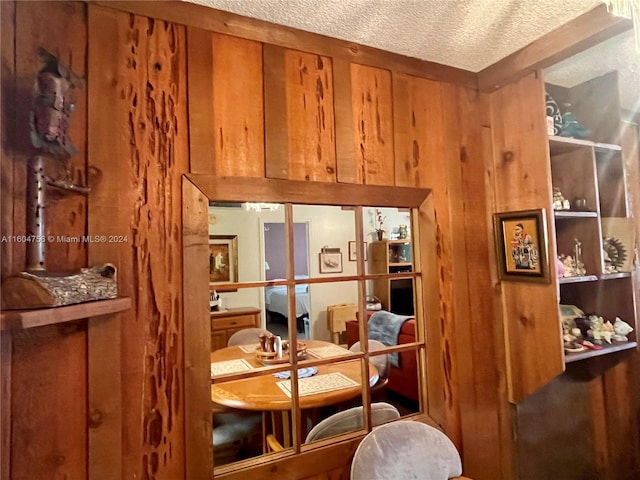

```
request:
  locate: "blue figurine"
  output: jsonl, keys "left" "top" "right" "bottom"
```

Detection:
{"left": 559, "top": 107, "right": 591, "bottom": 139}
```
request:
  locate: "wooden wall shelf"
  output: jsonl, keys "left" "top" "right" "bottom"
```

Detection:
{"left": 565, "top": 341, "right": 637, "bottom": 363}
{"left": 559, "top": 276, "right": 598, "bottom": 284}
{"left": 0, "top": 297, "right": 132, "bottom": 331}
{"left": 548, "top": 135, "right": 621, "bottom": 155}
{"left": 554, "top": 211, "right": 598, "bottom": 218}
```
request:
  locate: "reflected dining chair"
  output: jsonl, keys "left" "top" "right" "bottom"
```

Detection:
{"left": 212, "top": 327, "right": 272, "bottom": 464}
{"left": 227, "top": 327, "right": 271, "bottom": 346}
{"left": 266, "top": 402, "right": 400, "bottom": 452}
{"left": 348, "top": 340, "right": 389, "bottom": 394}
{"left": 327, "top": 303, "right": 358, "bottom": 346}
{"left": 350, "top": 421, "right": 473, "bottom": 480}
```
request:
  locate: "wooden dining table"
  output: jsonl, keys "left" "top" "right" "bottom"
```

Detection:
{"left": 210, "top": 339, "right": 377, "bottom": 411}
{"left": 211, "top": 340, "right": 378, "bottom": 449}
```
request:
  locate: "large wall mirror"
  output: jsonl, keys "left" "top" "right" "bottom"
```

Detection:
{"left": 183, "top": 175, "right": 440, "bottom": 477}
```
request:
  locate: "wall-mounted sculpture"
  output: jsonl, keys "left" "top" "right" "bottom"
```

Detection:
{"left": 1, "top": 49, "right": 117, "bottom": 309}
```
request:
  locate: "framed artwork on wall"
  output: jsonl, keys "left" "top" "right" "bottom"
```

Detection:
{"left": 493, "top": 208, "right": 550, "bottom": 283}
{"left": 209, "top": 235, "right": 238, "bottom": 284}
{"left": 319, "top": 247, "right": 343, "bottom": 274}
{"left": 348, "top": 241, "right": 368, "bottom": 261}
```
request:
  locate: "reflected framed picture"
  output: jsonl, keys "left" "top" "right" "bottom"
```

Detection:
{"left": 209, "top": 235, "right": 238, "bottom": 284}
{"left": 348, "top": 241, "right": 368, "bottom": 262}
{"left": 493, "top": 208, "right": 550, "bottom": 283}
{"left": 319, "top": 248, "right": 343, "bottom": 274}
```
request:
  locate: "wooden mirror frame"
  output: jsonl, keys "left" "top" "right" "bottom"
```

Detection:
{"left": 183, "top": 175, "right": 442, "bottom": 479}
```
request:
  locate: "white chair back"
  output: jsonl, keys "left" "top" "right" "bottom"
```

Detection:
{"left": 227, "top": 327, "right": 270, "bottom": 346}
{"left": 305, "top": 402, "right": 399, "bottom": 443}
{"left": 350, "top": 421, "right": 463, "bottom": 480}
{"left": 349, "top": 339, "right": 389, "bottom": 379}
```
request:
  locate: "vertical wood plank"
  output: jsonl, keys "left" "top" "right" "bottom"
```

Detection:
{"left": 0, "top": 0, "right": 16, "bottom": 279}
{"left": 0, "top": 330, "right": 11, "bottom": 480}
{"left": 350, "top": 64, "right": 394, "bottom": 185}
{"left": 88, "top": 6, "right": 188, "bottom": 479}
{"left": 263, "top": 44, "right": 288, "bottom": 179}
{"left": 187, "top": 27, "right": 215, "bottom": 174}
{"left": 487, "top": 72, "right": 564, "bottom": 402}
{"left": 0, "top": 6, "right": 15, "bottom": 476}
{"left": 9, "top": 3, "right": 89, "bottom": 480}
{"left": 15, "top": 0, "right": 88, "bottom": 274}
{"left": 442, "top": 83, "right": 506, "bottom": 479}
{"left": 182, "top": 177, "right": 212, "bottom": 479}
{"left": 12, "top": 325, "right": 87, "bottom": 480}
{"left": 333, "top": 59, "right": 356, "bottom": 184}
{"left": 284, "top": 49, "right": 336, "bottom": 182}
{"left": 87, "top": 314, "right": 121, "bottom": 480}
{"left": 213, "top": 33, "right": 264, "bottom": 177}
{"left": 394, "top": 74, "right": 444, "bottom": 189}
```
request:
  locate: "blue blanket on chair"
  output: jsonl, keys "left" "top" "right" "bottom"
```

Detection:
{"left": 368, "top": 310, "right": 413, "bottom": 367}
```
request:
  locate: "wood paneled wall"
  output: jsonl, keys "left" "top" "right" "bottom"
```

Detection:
{"left": 1, "top": 2, "right": 638, "bottom": 480}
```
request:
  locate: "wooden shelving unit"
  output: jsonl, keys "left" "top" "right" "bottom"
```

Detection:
{"left": 565, "top": 341, "right": 637, "bottom": 363}
{"left": 0, "top": 297, "right": 132, "bottom": 331}
{"left": 547, "top": 77, "right": 637, "bottom": 366}
{"left": 370, "top": 240, "right": 414, "bottom": 315}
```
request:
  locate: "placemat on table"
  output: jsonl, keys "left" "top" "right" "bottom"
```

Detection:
{"left": 307, "top": 344, "right": 351, "bottom": 359}
{"left": 210, "top": 358, "right": 253, "bottom": 376}
{"left": 276, "top": 372, "right": 358, "bottom": 397}
{"left": 238, "top": 343, "right": 258, "bottom": 353}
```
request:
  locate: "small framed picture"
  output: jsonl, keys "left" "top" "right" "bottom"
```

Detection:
{"left": 209, "top": 235, "right": 238, "bottom": 285}
{"left": 493, "top": 209, "right": 550, "bottom": 283}
{"left": 348, "top": 241, "right": 368, "bottom": 261}
{"left": 319, "top": 248, "right": 343, "bottom": 274}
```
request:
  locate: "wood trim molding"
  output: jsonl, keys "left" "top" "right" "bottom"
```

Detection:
{"left": 186, "top": 174, "right": 430, "bottom": 208}
{"left": 93, "top": 0, "right": 477, "bottom": 89}
{"left": 478, "top": 4, "right": 633, "bottom": 92}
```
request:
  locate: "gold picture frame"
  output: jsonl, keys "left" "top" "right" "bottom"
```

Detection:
{"left": 493, "top": 208, "right": 550, "bottom": 283}
{"left": 209, "top": 235, "right": 238, "bottom": 285}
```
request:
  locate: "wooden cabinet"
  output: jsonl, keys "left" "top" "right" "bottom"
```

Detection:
{"left": 370, "top": 240, "right": 414, "bottom": 315}
{"left": 210, "top": 307, "right": 261, "bottom": 351}
{"left": 547, "top": 73, "right": 638, "bottom": 363}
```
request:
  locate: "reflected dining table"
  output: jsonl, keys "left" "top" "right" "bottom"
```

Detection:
{"left": 210, "top": 339, "right": 378, "bottom": 447}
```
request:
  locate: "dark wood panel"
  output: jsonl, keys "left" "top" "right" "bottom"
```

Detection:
{"left": 516, "top": 373, "right": 596, "bottom": 480}
{"left": 213, "top": 33, "right": 264, "bottom": 177}
{"left": 94, "top": 1, "right": 477, "bottom": 89}
{"left": 284, "top": 49, "right": 336, "bottom": 182}
{"left": 88, "top": 6, "right": 189, "bottom": 479}
{"left": 350, "top": 64, "right": 394, "bottom": 185}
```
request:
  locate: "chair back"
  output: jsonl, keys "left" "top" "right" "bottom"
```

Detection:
{"left": 348, "top": 339, "right": 389, "bottom": 379}
{"left": 350, "top": 421, "right": 463, "bottom": 480}
{"left": 227, "top": 327, "right": 271, "bottom": 346}
{"left": 305, "top": 402, "right": 399, "bottom": 443}
{"left": 327, "top": 303, "right": 358, "bottom": 346}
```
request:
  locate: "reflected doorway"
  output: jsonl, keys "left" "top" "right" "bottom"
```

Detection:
{"left": 264, "top": 222, "right": 310, "bottom": 339}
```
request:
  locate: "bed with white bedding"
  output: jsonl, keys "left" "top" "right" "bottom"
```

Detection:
{"left": 265, "top": 280, "right": 310, "bottom": 332}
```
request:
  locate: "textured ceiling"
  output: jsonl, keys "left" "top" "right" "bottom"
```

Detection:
{"left": 185, "top": 0, "right": 638, "bottom": 111}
